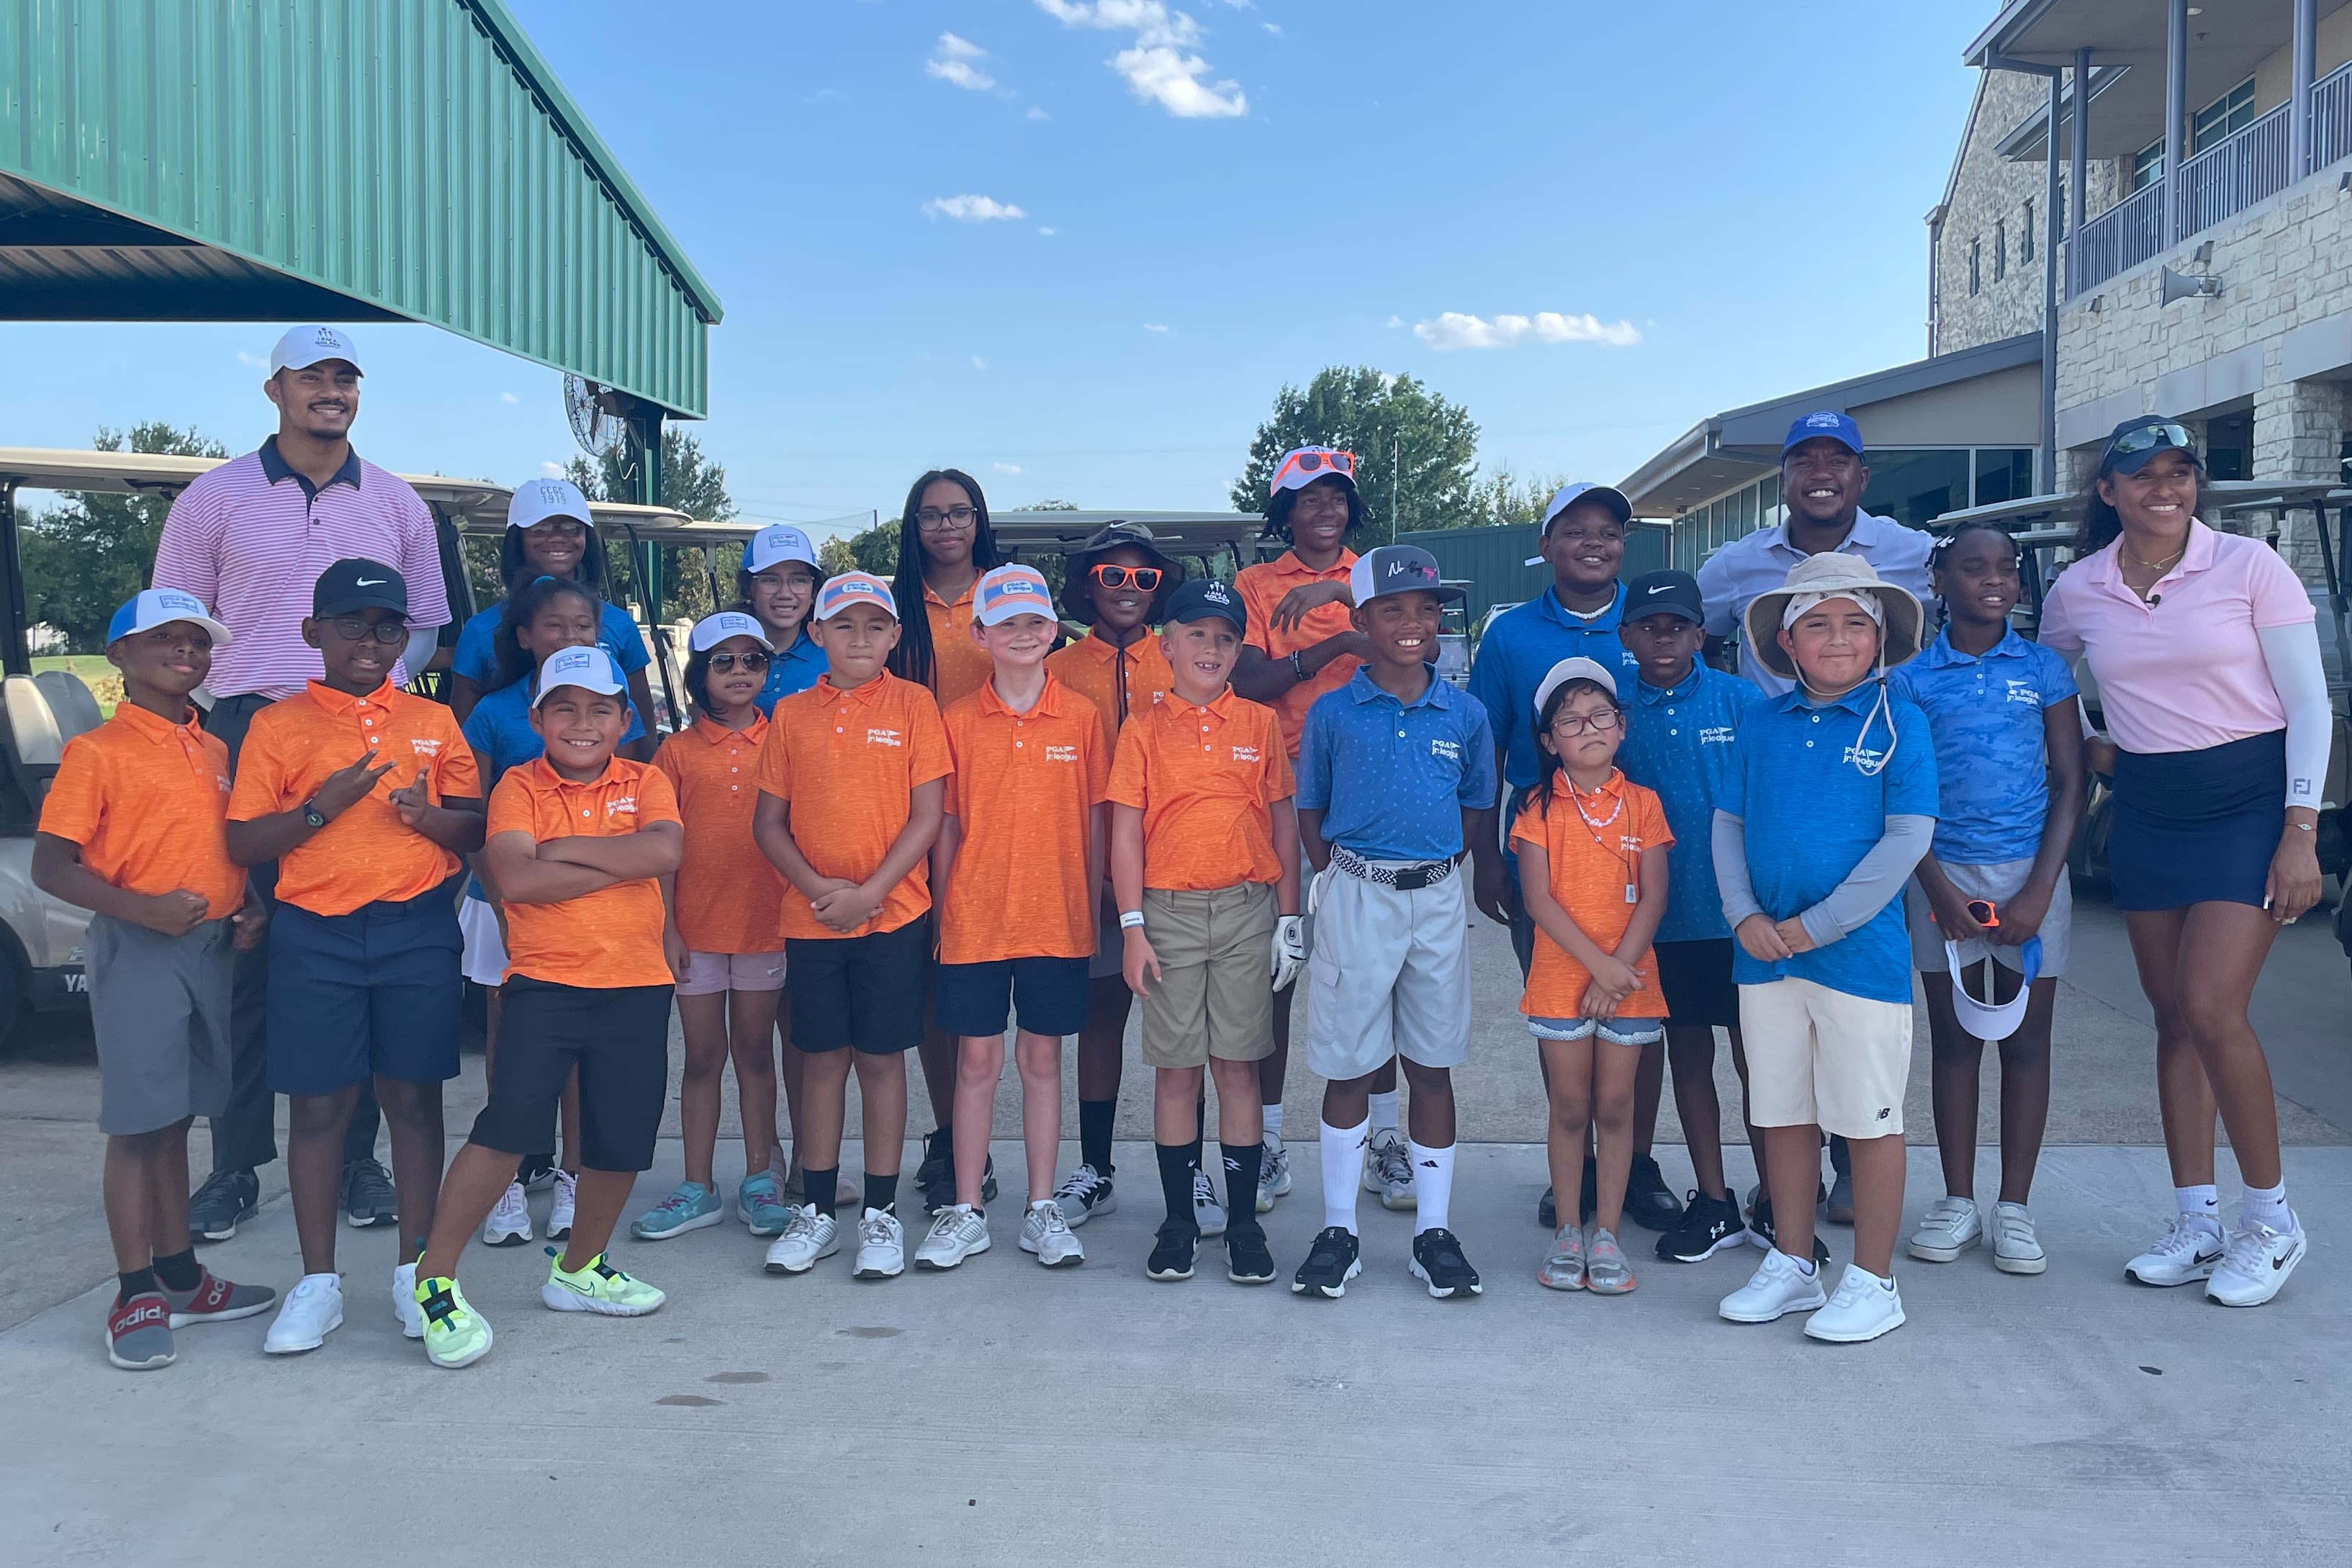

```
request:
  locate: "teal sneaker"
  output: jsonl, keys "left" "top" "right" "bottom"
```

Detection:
{"left": 415, "top": 1276, "right": 492, "bottom": 1368}
{"left": 541, "top": 1249, "right": 666, "bottom": 1317}
{"left": 738, "top": 1172, "right": 791, "bottom": 1237}
{"left": 628, "top": 1181, "right": 723, "bottom": 1240}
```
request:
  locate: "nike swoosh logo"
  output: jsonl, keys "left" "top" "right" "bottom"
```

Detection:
{"left": 356, "top": 577, "right": 387, "bottom": 586}
{"left": 1647, "top": 584, "right": 1673, "bottom": 593}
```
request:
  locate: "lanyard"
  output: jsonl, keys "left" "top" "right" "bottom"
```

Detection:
{"left": 1566, "top": 778, "right": 1639, "bottom": 906}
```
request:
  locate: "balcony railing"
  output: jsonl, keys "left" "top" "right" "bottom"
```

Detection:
{"left": 2069, "top": 179, "right": 2166, "bottom": 298}
{"left": 2317, "top": 55, "right": 2352, "bottom": 166}
{"left": 2179, "top": 99, "right": 2292, "bottom": 234}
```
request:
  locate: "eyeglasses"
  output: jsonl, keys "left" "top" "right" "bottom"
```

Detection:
{"left": 1089, "top": 564, "right": 1163, "bottom": 592}
{"left": 1272, "top": 449, "right": 1356, "bottom": 489}
{"left": 1549, "top": 708, "right": 1623, "bottom": 736}
{"left": 323, "top": 618, "right": 407, "bottom": 646}
{"left": 708, "top": 650, "right": 772, "bottom": 673}
{"left": 915, "top": 505, "right": 979, "bottom": 532}
{"left": 2101, "top": 421, "right": 2199, "bottom": 469}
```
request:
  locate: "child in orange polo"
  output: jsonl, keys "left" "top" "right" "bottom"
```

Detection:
{"left": 631, "top": 610, "right": 792, "bottom": 1245}
{"left": 1514, "top": 659, "right": 1672, "bottom": 1298}
{"left": 225, "top": 560, "right": 485, "bottom": 1356}
{"left": 409, "top": 646, "right": 682, "bottom": 1369}
{"left": 914, "top": 566, "right": 1111, "bottom": 1273}
{"left": 1108, "top": 578, "right": 1302, "bottom": 1287}
{"left": 33, "top": 590, "right": 273, "bottom": 1371}
{"left": 754, "top": 572, "right": 951, "bottom": 1283}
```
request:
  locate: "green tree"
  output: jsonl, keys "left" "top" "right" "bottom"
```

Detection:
{"left": 566, "top": 428, "right": 739, "bottom": 622}
{"left": 1464, "top": 468, "right": 1570, "bottom": 529}
{"left": 22, "top": 423, "right": 228, "bottom": 652}
{"left": 1230, "top": 367, "right": 1479, "bottom": 541}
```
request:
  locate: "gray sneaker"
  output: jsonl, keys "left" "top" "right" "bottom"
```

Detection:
{"left": 340, "top": 1158, "right": 398, "bottom": 1228}
{"left": 187, "top": 1169, "right": 258, "bottom": 1244}
{"left": 106, "top": 1292, "right": 175, "bottom": 1371}
{"left": 1537, "top": 1224, "right": 1586, "bottom": 1291}
{"left": 1585, "top": 1227, "right": 1637, "bottom": 1294}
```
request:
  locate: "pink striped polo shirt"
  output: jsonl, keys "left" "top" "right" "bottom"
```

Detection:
{"left": 151, "top": 438, "right": 451, "bottom": 700}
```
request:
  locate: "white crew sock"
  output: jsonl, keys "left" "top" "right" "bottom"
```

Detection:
{"left": 2176, "top": 1184, "right": 2222, "bottom": 1230}
{"left": 1262, "top": 1104, "right": 1282, "bottom": 1142}
{"left": 1367, "top": 1091, "right": 1400, "bottom": 1136}
{"left": 2240, "top": 1180, "right": 2293, "bottom": 1234}
{"left": 1410, "top": 1141, "right": 1454, "bottom": 1235}
{"left": 1320, "top": 1119, "right": 1366, "bottom": 1234}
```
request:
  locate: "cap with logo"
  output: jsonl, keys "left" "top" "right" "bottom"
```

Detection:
{"left": 312, "top": 558, "right": 408, "bottom": 620}
{"left": 744, "top": 524, "right": 819, "bottom": 575}
{"left": 1541, "top": 482, "right": 1632, "bottom": 531}
{"left": 975, "top": 564, "right": 1057, "bottom": 626}
{"left": 1348, "top": 544, "right": 1464, "bottom": 607}
{"left": 533, "top": 645, "right": 627, "bottom": 708}
{"left": 814, "top": 572, "right": 898, "bottom": 623}
{"left": 508, "top": 477, "right": 595, "bottom": 533}
{"left": 1533, "top": 655, "right": 1621, "bottom": 716}
{"left": 1269, "top": 446, "right": 1359, "bottom": 497}
{"left": 690, "top": 610, "right": 772, "bottom": 653}
{"left": 1163, "top": 577, "right": 1247, "bottom": 633}
{"left": 1782, "top": 410, "right": 1864, "bottom": 458}
{"left": 2097, "top": 414, "right": 2204, "bottom": 477}
{"left": 1622, "top": 569, "right": 1705, "bottom": 626}
{"left": 268, "top": 325, "right": 363, "bottom": 377}
{"left": 107, "top": 588, "right": 233, "bottom": 648}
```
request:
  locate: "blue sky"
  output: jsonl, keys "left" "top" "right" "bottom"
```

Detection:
{"left": 3, "top": 0, "right": 1994, "bottom": 535}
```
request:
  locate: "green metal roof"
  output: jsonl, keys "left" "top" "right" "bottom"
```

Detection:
{"left": 0, "top": 0, "right": 721, "bottom": 417}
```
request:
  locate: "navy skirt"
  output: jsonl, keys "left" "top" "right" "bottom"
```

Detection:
{"left": 2109, "top": 730, "right": 2285, "bottom": 911}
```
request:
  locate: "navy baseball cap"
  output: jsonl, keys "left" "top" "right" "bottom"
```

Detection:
{"left": 313, "top": 558, "right": 408, "bottom": 619}
{"left": 2098, "top": 415, "right": 2203, "bottom": 477}
{"left": 1623, "top": 569, "right": 1704, "bottom": 625}
{"left": 1164, "top": 577, "right": 1247, "bottom": 633}
{"left": 1783, "top": 410, "right": 1865, "bottom": 458}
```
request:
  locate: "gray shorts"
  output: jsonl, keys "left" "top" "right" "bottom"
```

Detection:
{"left": 1905, "top": 858, "right": 2071, "bottom": 977}
{"left": 1303, "top": 860, "right": 1470, "bottom": 1081}
{"left": 87, "top": 912, "right": 235, "bottom": 1136}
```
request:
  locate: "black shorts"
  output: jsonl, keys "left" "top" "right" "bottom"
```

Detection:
{"left": 468, "top": 976, "right": 673, "bottom": 1171}
{"left": 1655, "top": 937, "right": 1739, "bottom": 1030}
{"left": 934, "top": 955, "right": 1090, "bottom": 1038}
{"left": 266, "top": 894, "right": 462, "bottom": 1096}
{"left": 786, "top": 920, "right": 930, "bottom": 1053}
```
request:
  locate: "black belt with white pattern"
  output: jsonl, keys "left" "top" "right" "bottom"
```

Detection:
{"left": 1329, "top": 847, "right": 1454, "bottom": 891}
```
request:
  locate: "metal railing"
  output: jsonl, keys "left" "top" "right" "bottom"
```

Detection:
{"left": 2069, "top": 179, "right": 2166, "bottom": 298}
{"left": 2315, "top": 57, "right": 2352, "bottom": 168}
{"left": 2178, "top": 99, "right": 2292, "bottom": 235}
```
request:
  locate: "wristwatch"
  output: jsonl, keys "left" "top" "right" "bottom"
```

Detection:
{"left": 301, "top": 798, "right": 328, "bottom": 830}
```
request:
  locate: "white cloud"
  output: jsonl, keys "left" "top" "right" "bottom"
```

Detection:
{"left": 236, "top": 350, "right": 266, "bottom": 369}
{"left": 1385, "top": 315, "right": 1404, "bottom": 328}
{"left": 1032, "top": 1, "right": 1247, "bottom": 119}
{"left": 937, "top": 32, "right": 988, "bottom": 60}
{"left": 540, "top": 460, "right": 566, "bottom": 478}
{"left": 1037, "top": 225, "right": 1058, "bottom": 236}
{"left": 993, "top": 462, "right": 1024, "bottom": 476}
{"left": 973, "top": 356, "right": 989, "bottom": 371}
{"left": 925, "top": 32, "right": 997, "bottom": 92}
{"left": 1143, "top": 323, "right": 1171, "bottom": 333}
{"left": 923, "top": 194, "right": 1029, "bottom": 222}
{"left": 1027, "top": 106, "right": 1051, "bottom": 120}
{"left": 803, "top": 87, "right": 847, "bottom": 104}
{"left": 500, "top": 391, "right": 520, "bottom": 405}
{"left": 1263, "top": 21, "right": 1281, "bottom": 34}
{"left": 1411, "top": 311, "right": 1643, "bottom": 351}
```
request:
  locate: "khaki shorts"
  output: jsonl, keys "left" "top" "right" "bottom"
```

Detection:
{"left": 676, "top": 949, "right": 786, "bottom": 997}
{"left": 1737, "top": 976, "right": 1912, "bottom": 1139}
{"left": 1137, "top": 882, "right": 1277, "bottom": 1069}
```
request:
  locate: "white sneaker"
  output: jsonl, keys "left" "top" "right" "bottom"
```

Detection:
{"left": 547, "top": 1169, "right": 577, "bottom": 1240}
{"left": 1192, "top": 1167, "right": 1227, "bottom": 1237}
{"left": 1361, "top": 1127, "right": 1417, "bottom": 1212}
{"left": 1991, "top": 1202, "right": 2047, "bottom": 1275}
{"left": 1256, "top": 1135, "right": 1292, "bottom": 1215}
{"left": 1803, "top": 1263, "right": 1906, "bottom": 1343}
{"left": 1718, "top": 1248, "right": 1829, "bottom": 1324}
{"left": 262, "top": 1274, "right": 344, "bottom": 1355}
{"left": 482, "top": 1181, "right": 532, "bottom": 1246}
{"left": 1906, "top": 1194, "right": 1983, "bottom": 1263}
{"left": 852, "top": 1208, "right": 904, "bottom": 1280}
{"left": 393, "top": 1261, "right": 421, "bottom": 1338}
{"left": 914, "top": 1204, "right": 991, "bottom": 1269}
{"left": 2205, "top": 1214, "right": 2305, "bottom": 1307}
{"left": 764, "top": 1206, "right": 839, "bottom": 1274}
{"left": 1020, "top": 1200, "right": 1084, "bottom": 1267}
{"left": 2125, "top": 1214, "right": 2226, "bottom": 1287}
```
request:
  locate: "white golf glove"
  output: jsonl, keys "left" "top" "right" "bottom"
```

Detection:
{"left": 1305, "top": 865, "right": 1329, "bottom": 919}
{"left": 1271, "top": 914, "right": 1307, "bottom": 992}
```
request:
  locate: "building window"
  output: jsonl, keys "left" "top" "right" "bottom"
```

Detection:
{"left": 1969, "top": 239, "right": 1982, "bottom": 294}
{"left": 1995, "top": 220, "right": 2007, "bottom": 281}
{"left": 1973, "top": 449, "right": 2035, "bottom": 507}
{"left": 1859, "top": 449, "right": 1973, "bottom": 529}
{"left": 2022, "top": 199, "right": 2035, "bottom": 263}
{"left": 2192, "top": 77, "right": 2257, "bottom": 154}
{"left": 2132, "top": 140, "right": 2163, "bottom": 192}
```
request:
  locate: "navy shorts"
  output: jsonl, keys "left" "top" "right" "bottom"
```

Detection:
{"left": 1656, "top": 938, "right": 1739, "bottom": 1030}
{"left": 469, "top": 977, "right": 673, "bottom": 1172}
{"left": 266, "top": 893, "right": 462, "bottom": 1096}
{"left": 934, "top": 955, "right": 1091, "bottom": 1039}
{"left": 787, "top": 919, "right": 930, "bottom": 1053}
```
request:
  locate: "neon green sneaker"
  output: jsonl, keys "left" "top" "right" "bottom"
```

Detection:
{"left": 541, "top": 1248, "right": 667, "bottom": 1317}
{"left": 414, "top": 1275, "right": 492, "bottom": 1368}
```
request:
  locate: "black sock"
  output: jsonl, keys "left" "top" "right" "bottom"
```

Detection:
{"left": 150, "top": 1248, "right": 201, "bottom": 1292}
{"left": 117, "top": 1266, "right": 159, "bottom": 1305}
{"left": 863, "top": 1171, "right": 898, "bottom": 1216}
{"left": 1156, "top": 1143, "right": 1196, "bottom": 1229}
{"left": 1186, "top": 1096, "right": 1205, "bottom": 1170}
{"left": 1079, "top": 1098, "right": 1116, "bottom": 1175}
{"left": 806, "top": 1165, "right": 841, "bottom": 1219}
{"left": 1223, "top": 1140, "right": 1263, "bottom": 1225}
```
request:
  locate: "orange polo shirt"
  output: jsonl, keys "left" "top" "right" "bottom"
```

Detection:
{"left": 757, "top": 671, "right": 952, "bottom": 940}
{"left": 1046, "top": 628, "right": 1176, "bottom": 757}
{"left": 40, "top": 703, "right": 243, "bottom": 918}
{"left": 1511, "top": 770, "right": 1673, "bottom": 1020}
{"left": 939, "top": 674, "right": 1110, "bottom": 964}
{"left": 924, "top": 579, "right": 994, "bottom": 709}
{"left": 1105, "top": 687, "right": 1294, "bottom": 891}
{"left": 228, "top": 680, "right": 482, "bottom": 916}
{"left": 1238, "top": 547, "right": 1361, "bottom": 757}
{"left": 485, "top": 757, "right": 680, "bottom": 988}
{"left": 654, "top": 714, "right": 786, "bottom": 955}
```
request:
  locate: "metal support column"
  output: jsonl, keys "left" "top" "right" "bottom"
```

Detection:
{"left": 2043, "top": 71, "right": 2063, "bottom": 492}
{"left": 2165, "top": 0, "right": 2188, "bottom": 242}
{"left": 2071, "top": 48, "right": 2091, "bottom": 240}
{"left": 0, "top": 483, "right": 25, "bottom": 677}
{"left": 2292, "top": 0, "right": 2318, "bottom": 178}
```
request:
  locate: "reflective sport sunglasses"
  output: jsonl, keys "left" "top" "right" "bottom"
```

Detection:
{"left": 2099, "top": 420, "right": 2199, "bottom": 474}
{"left": 707, "top": 649, "right": 771, "bottom": 673}
{"left": 1271, "top": 448, "right": 1356, "bottom": 489}
{"left": 1089, "top": 564, "right": 1163, "bottom": 592}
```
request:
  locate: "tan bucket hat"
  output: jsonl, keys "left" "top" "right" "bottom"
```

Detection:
{"left": 1742, "top": 552, "right": 1924, "bottom": 682}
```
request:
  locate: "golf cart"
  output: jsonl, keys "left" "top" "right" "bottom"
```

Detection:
{"left": 989, "top": 509, "right": 1271, "bottom": 590}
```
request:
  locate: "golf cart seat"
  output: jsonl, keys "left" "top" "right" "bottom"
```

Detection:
{"left": 0, "top": 672, "right": 102, "bottom": 829}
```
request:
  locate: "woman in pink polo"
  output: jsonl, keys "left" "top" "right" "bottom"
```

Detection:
{"left": 2039, "top": 415, "right": 2327, "bottom": 1310}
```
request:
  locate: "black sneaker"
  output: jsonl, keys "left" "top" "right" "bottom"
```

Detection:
{"left": 187, "top": 1169, "right": 258, "bottom": 1244}
{"left": 1656, "top": 1189, "right": 1746, "bottom": 1262}
{"left": 1537, "top": 1186, "right": 1556, "bottom": 1229}
{"left": 1623, "top": 1153, "right": 1685, "bottom": 1232}
{"left": 916, "top": 1130, "right": 954, "bottom": 1215}
{"left": 1291, "top": 1225, "right": 1363, "bottom": 1297}
{"left": 339, "top": 1158, "right": 398, "bottom": 1229}
{"left": 980, "top": 1154, "right": 999, "bottom": 1207}
{"left": 1225, "top": 1223, "right": 1276, "bottom": 1285}
{"left": 1747, "top": 1195, "right": 1831, "bottom": 1266}
{"left": 1050, "top": 1164, "right": 1116, "bottom": 1227}
{"left": 1145, "top": 1221, "right": 1199, "bottom": 1281}
{"left": 1409, "top": 1227, "right": 1483, "bottom": 1298}
{"left": 519, "top": 1155, "right": 557, "bottom": 1194}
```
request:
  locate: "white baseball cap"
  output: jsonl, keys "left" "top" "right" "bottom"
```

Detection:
{"left": 745, "top": 525, "right": 818, "bottom": 575}
{"left": 268, "top": 325, "right": 364, "bottom": 376}
{"left": 508, "top": 477, "right": 595, "bottom": 533}
{"left": 690, "top": 610, "right": 772, "bottom": 653}
{"left": 532, "top": 646, "right": 627, "bottom": 707}
{"left": 108, "top": 588, "right": 232, "bottom": 648}
{"left": 1533, "top": 655, "right": 1620, "bottom": 718}
{"left": 974, "top": 564, "right": 1056, "bottom": 626}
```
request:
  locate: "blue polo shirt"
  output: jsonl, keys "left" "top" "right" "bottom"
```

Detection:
{"left": 755, "top": 628, "right": 827, "bottom": 715}
{"left": 1721, "top": 683, "right": 1937, "bottom": 1004}
{"left": 1297, "top": 668, "right": 1497, "bottom": 862}
{"left": 459, "top": 677, "right": 646, "bottom": 905}
{"left": 1466, "top": 583, "right": 1644, "bottom": 790}
{"left": 1890, "top": 627, "right": 2077, "bottom": 866}
{"left": 451, "top": 595, "right": 651, "bottom": 686}
{"left": 1617, "top": 662, "right": 1760, "bottom": 944}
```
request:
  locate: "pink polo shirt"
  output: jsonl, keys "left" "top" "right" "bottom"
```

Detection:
{"left": 152, "top": 439, "right": 451, "bottom": 700}
{"left": 2038, "top": 520, "right": 2314, "bottom": 756}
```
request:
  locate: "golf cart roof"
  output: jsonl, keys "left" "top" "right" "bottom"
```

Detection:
{"left": 443, "top": 497, "right": 754, "bottom": 547}
{"left": 0, "top": 444, "right": 513, "bottom": 521}
{"left": 991, "top": 510, "right": 1268, "bottom": 556}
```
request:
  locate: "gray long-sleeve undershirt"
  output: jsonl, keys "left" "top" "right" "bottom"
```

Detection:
{"left": 1713, "top": 809, "right": 1935, "bottom": 949}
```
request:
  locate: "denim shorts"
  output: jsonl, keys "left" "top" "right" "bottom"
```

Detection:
{"left": 1527, "top": 1014, "right": 1664, "bottom": 1046}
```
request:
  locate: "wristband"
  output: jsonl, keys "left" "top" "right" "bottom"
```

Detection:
{"left": 1289, "top": 649, "right": 1307, "bottom": 680}
{"left": 1119, "top": 911, "right": 1146, "bottom": 929}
